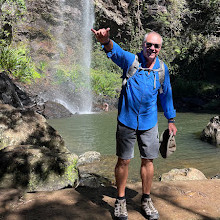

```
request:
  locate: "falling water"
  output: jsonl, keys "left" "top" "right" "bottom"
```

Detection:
{"left": 78, "top": 0, "right": 94, "bottom": 113}
{"left": 39, "top": 0, "right": 94, "bottom": 114}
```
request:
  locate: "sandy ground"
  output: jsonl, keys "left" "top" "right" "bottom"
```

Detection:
{"left": 0, "top": 180, "right": 220, "bottom": 220}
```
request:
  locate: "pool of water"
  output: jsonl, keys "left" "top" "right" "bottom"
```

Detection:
{"left": 48, "top": 111, "right": 220, "bottom": 181}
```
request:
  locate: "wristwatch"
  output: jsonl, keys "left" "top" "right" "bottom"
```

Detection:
{"left": 101, "top": 39, "right": 110, "bottom": 45}
{"left": 168, "top": 119, "right": 175, "bottom": 123}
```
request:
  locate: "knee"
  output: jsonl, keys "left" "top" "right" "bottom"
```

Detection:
{"left": 141, "top": 158, "right": 153, "bottom": 166}
{"left": 116, "top": 158, "right": 130, "bottom": 167}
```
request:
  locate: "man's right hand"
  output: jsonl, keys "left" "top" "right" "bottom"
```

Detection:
{"left": 91, "top": 28, "right": 110, "bottom": 44}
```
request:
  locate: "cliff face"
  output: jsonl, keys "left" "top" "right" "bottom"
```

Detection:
{"left": 15, "top": 0, "right": 135, "bottom": 59}
{"left": 94, "top": 0, "right": 133, "bottom": 41}
{"left": 12, "top": 0, "right": 168, "bottom": 64}
{"left": 15, "top": 0, "right": 83, "bottom": 63}
{"left": 93, "top": 0, "right": 166, "bottom": 44}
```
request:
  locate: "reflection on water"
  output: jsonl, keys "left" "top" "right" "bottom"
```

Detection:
{"left": 48, "top": 111, "right": 220, "bottom": 182}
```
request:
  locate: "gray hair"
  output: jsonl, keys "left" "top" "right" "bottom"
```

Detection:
{"left": 143, "top": 31, "right": 163, "bottom": 45}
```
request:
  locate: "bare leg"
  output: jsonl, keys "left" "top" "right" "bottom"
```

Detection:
{"left": 115, "top": 157, "right": 130, "bottom": 197}
{"left": 140, "top": 158, "right": 154, "bottom": 194}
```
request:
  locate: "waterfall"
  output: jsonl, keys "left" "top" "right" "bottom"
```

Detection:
{"left": 78, "top": 0, "right": 94, "bottom": 113}
{"left": 39, "top": 0, "right": 94, "bottom": 114}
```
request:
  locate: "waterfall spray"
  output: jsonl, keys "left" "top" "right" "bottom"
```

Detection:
{"left": 39, "top": 0, "right": 94, "bottom": 114}
{"left": 78, "top": 0, "right": 94, "bottom": 113}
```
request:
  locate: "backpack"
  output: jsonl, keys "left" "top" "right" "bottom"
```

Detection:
{"left": 122, "top": 55, "right": 165, "bottom": 94}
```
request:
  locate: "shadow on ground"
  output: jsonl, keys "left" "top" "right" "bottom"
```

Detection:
{"left": 1, "top": 180, "right": 220, "bottom": 220}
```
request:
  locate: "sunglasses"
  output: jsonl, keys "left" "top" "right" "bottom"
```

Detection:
{"left": 145, "top": 42, "right": 161, "bottom": 49}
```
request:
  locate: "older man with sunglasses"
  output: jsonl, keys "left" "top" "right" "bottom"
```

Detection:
{"left": 91, "top": 28, "right": 177, "bottom": 220}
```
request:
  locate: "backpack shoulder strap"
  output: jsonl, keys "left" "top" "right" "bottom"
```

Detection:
{"left": 122, "top": 55, "right": 140, "bottom": 86}
{"left": 127, "top": 55, "right": 140, "bottom": 78}
{"left": 158, "top": 59, "right": 165, "bottom": 94}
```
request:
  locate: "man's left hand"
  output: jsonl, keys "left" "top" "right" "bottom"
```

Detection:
{"left": 168, "top": 123, "right": 177, "bottom": 136}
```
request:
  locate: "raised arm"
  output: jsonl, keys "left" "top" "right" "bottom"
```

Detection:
{"left": 91, "top": 28, "right": 135, "bottom": 74}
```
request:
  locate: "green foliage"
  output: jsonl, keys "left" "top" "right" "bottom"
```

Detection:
{"left": 0, "top": 1, "right": 39, "bottom": 83}
{"left": 173, "top": 78, "right": 220, "bottom": 99}
{"left": 65, "top": 158, "right": 78, "bottom": 183}
{"left": 91, "top": 68, "right": 121, "bottom": 98}
{"left": 171, "top": 34, "right": 220, "bottom": 81}
{"left": 0, "top": 0, "right": 27, "bottom": 45}
{"left": 0, "top": 44, "right": 41, "bottom": 82}
{"left": 91, "top": 42, "right": 121, "bottom": 73}
{"left": 0, "top": 0, "right": 26, "bottom": 26}
{"left": 153, "top": 0, "right": 191, "bottom": 37}
{"left": 90, "top": 43, "right": 121, "bottom": 98}
{"left": 187, "top": 0, "right": 220, "bottom": 35}
{"left": 159, "top": 37, "right": 183, "bottom": 74}
{"left": 38, "top": 60, "right": 48, "bottom": 73}
{"left": 53, "top": 64, "right": 91, "bottom": 93}
{"left": 52, "top": 44, "right": 122, "bottom": 98}
{"left": 0, "top": 0, "right": 26, "bottom": 15}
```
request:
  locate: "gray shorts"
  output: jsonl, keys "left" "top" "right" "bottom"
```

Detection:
{"left": 116, "top": 121, "right": 159, "bottom": 160}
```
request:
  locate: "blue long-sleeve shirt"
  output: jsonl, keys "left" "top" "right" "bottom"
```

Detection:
{"left": 105, "top": 41, "right": 176, "bottom": 130}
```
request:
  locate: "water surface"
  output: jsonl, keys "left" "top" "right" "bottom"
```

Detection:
{"left": 48, "top": 111, "right": 220, "bottom": 181}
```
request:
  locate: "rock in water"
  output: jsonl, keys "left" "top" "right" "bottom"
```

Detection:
{"left": 77, "top": 151, "right": 101, "bottom": 165}
{"left": 200, "top": 116, "right": 220, "bottom": 147}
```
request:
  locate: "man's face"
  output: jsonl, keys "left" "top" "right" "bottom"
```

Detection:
{"left": 143, "top": 33, "right": 162, "bottom": 62}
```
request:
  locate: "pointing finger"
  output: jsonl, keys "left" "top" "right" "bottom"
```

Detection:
{"left": 91, "top": 28, "right": 97, "bottom": 34}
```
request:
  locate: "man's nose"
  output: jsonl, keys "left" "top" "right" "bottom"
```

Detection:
{"left": 150, "top": 45, "right": 156, "bottom": 50}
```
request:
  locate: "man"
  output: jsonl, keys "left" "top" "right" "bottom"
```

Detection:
{"left": 91, "top": 28, "right": 177, "bottom": 220}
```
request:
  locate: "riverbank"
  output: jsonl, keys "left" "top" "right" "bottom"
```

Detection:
{"left": 1, "top": 179, "right": 220, "bottom": 220}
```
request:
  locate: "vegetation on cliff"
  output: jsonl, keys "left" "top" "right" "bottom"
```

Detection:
{"left": 0, "top": 0, "right": 41, "bottom": 82}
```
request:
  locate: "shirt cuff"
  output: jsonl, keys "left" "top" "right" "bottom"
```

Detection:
{"left": 102, "top": 40, "right": 117, "bottom": 58}
{"left": 164, "top": 109, "right": 176, "bottom": 120}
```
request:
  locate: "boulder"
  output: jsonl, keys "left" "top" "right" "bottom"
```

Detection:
{"left": 0, "top": 145, "right": 78, "bottom": 192}
{"left": 0, "top": 104, "right": 79, "bottom": 191}
{"left": 43, "top": 101, "right": 73, "bottom": 119}
{"left": 160, "top": 168, "right": 207, "bottom": 181}
{"left": 77, "top": 152, "right": 112, "bottom": 188}
{"left": 200, "top": 116, "right": 220, "bottom": 147}
{"left": 0, "top": 72, "right": 33, "bottom": 109}
{"left": 0, "top": 104, "right": 64, "bottom": 151}
{"left": 77, "top": 151, "right": 101, "bottom": 166}
{"left": 78, "top": 173, "right": 111, "bottom": 188}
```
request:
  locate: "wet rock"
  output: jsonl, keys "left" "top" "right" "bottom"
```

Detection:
{"left": 78, "top": 173, "right": 111, "bottom": 188}
{"left": 77, "top": 151, "right": 101, "bottom": 166}
{"left": 77, "top": 154, "right": 116, "bottom": 187}
{"left": 211, "top": 174, "right": 220, "bottom": 179}
{"left": 92, "top": 94, "right": 118, "bottom": 112}
{"left": 0, "top": 72, "right": 32, "bottom": 109}
{"left": 43, "top": 101, "right": 73, "bottom": 119}
{"left": 160, "top": 168, "right": 207, "bottom": 181}
{"left": 200, "top": 116, "right": 220, "bottom": 147}
{"left": 0, "top": 104, "right": 79, "bottom": 191}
